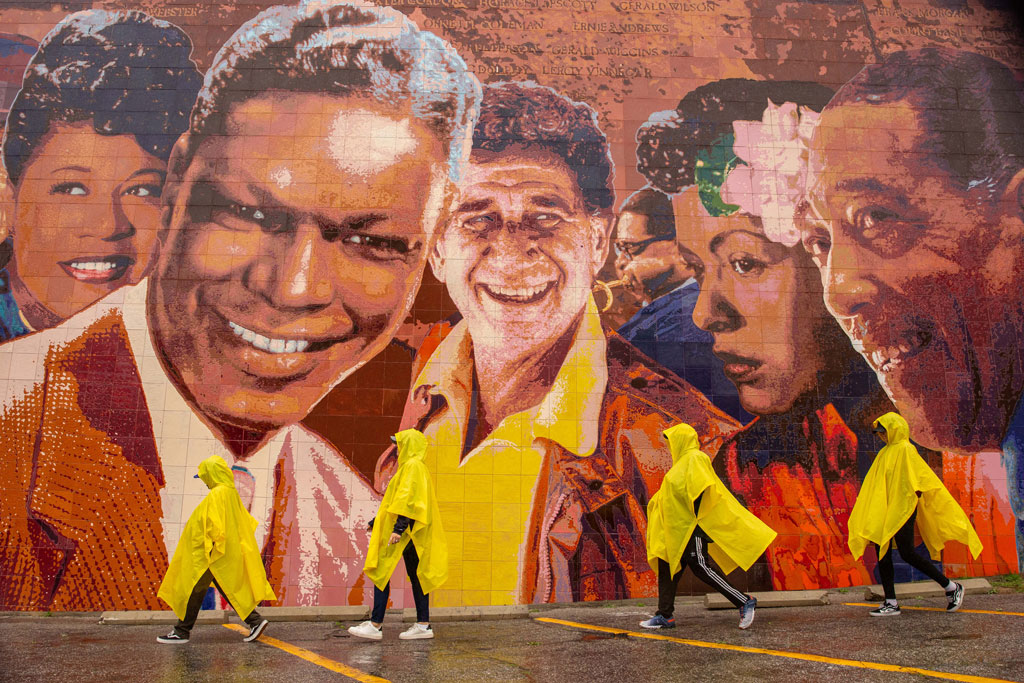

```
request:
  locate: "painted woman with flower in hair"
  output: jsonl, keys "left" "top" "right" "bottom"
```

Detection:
{"left": 636, "top": 79, "right": 898, "bottom": 591}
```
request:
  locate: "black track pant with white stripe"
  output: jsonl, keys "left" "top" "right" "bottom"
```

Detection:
{"left": 656, "top": 529, "right": 750, "bottom": 618}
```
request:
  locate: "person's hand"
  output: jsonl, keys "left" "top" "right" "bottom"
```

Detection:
{"left": 388, "top": 532, "right": 401, "bottom": 545}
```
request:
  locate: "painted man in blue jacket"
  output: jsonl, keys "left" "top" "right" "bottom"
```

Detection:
{"left": 615, "top": 187, "right": 750, "bottom": 423}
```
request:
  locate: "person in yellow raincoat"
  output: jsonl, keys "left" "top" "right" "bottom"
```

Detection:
{"left": 349, "top": 429, "right": 447, "bottom": 641}
{"left": 849, "top": 412, "right": 982, "bottom": 617}
{"left": 156, "top": 455, "right": 276, "bottom": 644}
{"left": 642, "top": 423, "right": 777, "bottom": 630}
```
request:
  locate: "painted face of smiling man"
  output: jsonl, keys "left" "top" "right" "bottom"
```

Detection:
{"left": 803, "top": 49, "right": 1024, "bottom": 453}
{"left": 148, "top": 93, "right": 451, "bottom": 434}
{"left": 433, "top": 144, "right": 610, "bottom": 353}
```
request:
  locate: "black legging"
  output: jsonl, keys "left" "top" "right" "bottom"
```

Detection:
{"left": 877, "top": 507, "right": 951, "bottom": 600}
{"left": 173, "top": 569, "right": 263, "bottom": 637}
{"left": 656, "top": 530, "right": 750, "bottom": 617}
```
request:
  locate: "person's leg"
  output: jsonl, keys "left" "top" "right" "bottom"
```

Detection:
{"left": 209, "top": 576, "right": 265, "bottom": 630}
{"left": 877, "top": 543, "right": 897, "bottom": 601}
{"left": 371, "top": 582, "right": 390, "bottom": 627}
{"left": 398, "top": 543, "right": 435, "bottom": 639}
{"left": 172, "top": 570, "right": 215, "bottom": 638}
{"left": 656, "top": 559, "right": 684, "bottom": 619}
{"left": 684, "top": 535, "right": 749, "bottom": 609}
{"left": 403, "top": 543, "right": 429, "bottom": 624}
{"left": 640, "top": 558, "right": 682, "bottom": 628}
{"left": 892, "top": 508, "right": 963, "bottom": 611}
{"left": 892, "top": 510, "right": 951, "bottom": 589}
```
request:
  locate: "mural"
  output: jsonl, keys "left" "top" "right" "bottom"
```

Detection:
{"left": 0, "top": 0, "right": 1021, "bottom": 612}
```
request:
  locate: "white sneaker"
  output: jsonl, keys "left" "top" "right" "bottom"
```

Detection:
{"left": 348, "top": 621, "right": 383, "bottom": 640}
{"left": 399, "top": 623, "right": 434, "bottom": 640}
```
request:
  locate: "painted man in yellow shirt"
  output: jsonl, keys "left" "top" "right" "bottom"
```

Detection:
{"left": 376, "top": 82, "right": 739, "bottom": 607}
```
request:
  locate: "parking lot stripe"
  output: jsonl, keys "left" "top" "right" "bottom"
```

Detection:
{"left": 535, "top": 617, "right": 1018, "bottom": 683}
{"left": 843, "top": 602, "right": 1024, "bottom": 617}
{"left": 223, "top": 624, "right": 389, "bottom": 682}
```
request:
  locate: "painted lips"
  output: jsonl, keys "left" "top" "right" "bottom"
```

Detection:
{"left": 58, "top": 255, "right": 133, "bottom": 283}
{"left": 226, "top": 319, "right": 337, "bottom": 356}
{"left": 478, "top": 281, "right": 556, "bottom": 305}
{"left": 714, "top": 351, "right": 764, "bottom": 382}
{"left": 849, "top": 319, "right": 934, "bottom": 374}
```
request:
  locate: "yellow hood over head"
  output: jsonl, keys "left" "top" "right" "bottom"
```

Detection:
{"left": 197, "top": 455, "right": 235, "bottom": 489}
{"left": 364, "top": 429, "right": 448, "bottom": 594}
{"left": 848, "top": 412, "right": 983, "bottom": 561}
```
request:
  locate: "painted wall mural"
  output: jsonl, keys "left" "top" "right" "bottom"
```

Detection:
{"left": 0, "top": 0, "right": 1021, "bottom": 612}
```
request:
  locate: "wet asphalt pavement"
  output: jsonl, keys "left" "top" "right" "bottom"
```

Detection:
{"left": 2, "top": 592, "right": 1023, "bottom": 682}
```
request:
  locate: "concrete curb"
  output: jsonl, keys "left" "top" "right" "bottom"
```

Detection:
{"left": 863, "top": 577, "right": 992, "bottom": 601}
{"left": 401, "top": 605, "right": 530, "bottom": 622}
{"left": 705, "top": 589, "right": 829, "bottom": 610}
{"left": 99, "top": 610, "right": 227, "bottom": 626}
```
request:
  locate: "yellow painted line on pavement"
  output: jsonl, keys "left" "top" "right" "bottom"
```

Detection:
{"left": 535, "top": 617, "right": 1019, "bottom": 683}
{"left": 223, "top": 623, "right": 389, "bottom": 682}
{"left": 845, "top": 602, "right": 1024, "bottom": 617}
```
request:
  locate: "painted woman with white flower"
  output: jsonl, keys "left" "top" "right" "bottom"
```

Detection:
{"left": 636, "top": 79, "right": 898, "bottom": 591}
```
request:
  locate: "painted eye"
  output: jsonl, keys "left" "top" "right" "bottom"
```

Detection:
{"left": 465, "top": 214, "right": 497, "bottom": 230}
{"left": 343, "top": 233, "right": 411, "bottom": 257}
{"left": 855, "top": 208, "right": 898, "bottom": 239}
{"left": 730, "top": 256, "right": 765, "bottom": 276}
{"left": 124, "top": 183, "right": 161, "bottom": 198}
{"left": 52, "top": 182, "right": 88, "bottom": 196}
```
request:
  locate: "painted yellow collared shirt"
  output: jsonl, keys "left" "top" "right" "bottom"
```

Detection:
{"left": 404, "top": 297, "right": 608, "bottom": 607}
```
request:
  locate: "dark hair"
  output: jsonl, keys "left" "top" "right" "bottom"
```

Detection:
{"left": 617, "top": 186, "right": 674, "bottom": 239}
{"left": 828, "top": 48, "right": 1024, "bottom": 197}
{"left": 183, "top": 0, "right": 480, "bottom": 182}
{"left": 2, "top": 9, "right": 201, "bottom": 185}
{"left": 636, "top": 79, "right": 834, "bottom": 195}
{"left": 471, "top": 81, "right": 614, "bottom": 214}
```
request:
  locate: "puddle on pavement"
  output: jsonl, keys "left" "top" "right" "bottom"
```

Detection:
{"left": 928, "top": 633, "right": 983, "bottom": 641}
{"left": 580, "top": 632, "right": 630, "bottom": 641}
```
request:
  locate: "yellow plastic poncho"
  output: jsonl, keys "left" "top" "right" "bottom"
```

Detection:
{"left": 363, "top": 429, "right": 448, "bottom": 594}
{"left": 647, "top": 423, "right": 777, "bottom": 576}
{"left": 848, "top": 412, "right": 983, "bottom": 561}
{"left": 158, "top": 456, "right": 276, "bottom": 620}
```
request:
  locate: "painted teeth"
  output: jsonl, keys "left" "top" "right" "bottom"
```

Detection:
{"left": 69, "top": 261, "right": 117, "bottom": 272}
{"left": 228, "top": 321, "right": 310, "bottom": 354}
{"left": 484, "top": 283, "right": 549, "bottom": 299}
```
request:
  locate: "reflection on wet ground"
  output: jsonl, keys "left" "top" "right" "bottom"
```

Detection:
{"left": 2, "top": 592, "right": 1023, "bottom": 682}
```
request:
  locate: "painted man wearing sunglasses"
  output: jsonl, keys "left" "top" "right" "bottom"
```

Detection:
{"left": 615, "top": 188, "right": 749, "bottom": 422}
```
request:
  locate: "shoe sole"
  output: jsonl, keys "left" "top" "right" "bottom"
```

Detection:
{"left": 639, "top": 624, "right": 674, "bottom": 629}
{"left": 399, "top": 633, "right": 434, "bottom": 640}
{"left": 244, "top": 620, "right": 269, "bottom": 643}
{"left": 869, "top": 612, "right": 901, "bottom": 617}
{"left": 156, "top": 638, "right": 189, "bottom": 645}
{"left": 348, "top": 630, "right": 383, "bottom": 640}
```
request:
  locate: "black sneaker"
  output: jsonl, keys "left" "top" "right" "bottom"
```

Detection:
{"left": 946, "top": 583, "right": 964, "bottom": 612}
{"left": 869, "top": 602, "right": 901, "bottom": 617}
{"left": 244, "top": 619, "right": 269, "bottom": 642}
{"left": 157, "top": 632, "right": 189, "bottom": 644}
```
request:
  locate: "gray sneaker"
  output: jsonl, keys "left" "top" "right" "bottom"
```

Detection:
{"left": 738, "top": 597, "right": 757, "bottom": 629}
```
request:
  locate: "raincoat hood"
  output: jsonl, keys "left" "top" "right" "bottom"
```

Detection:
{"left": 364, "top": 429, "right": 448, "bottom": 594}
{"left": 647, "top": 423, "right": 776, "bottom": 576}
{"left": 664, "top": 423, "right": 700, "bottom": 464}
{"left": 848, "top": 413, "right": 982, "bottom": 561}
{"left": 396, "top": 429, "right": 428, "bottom": 466}
{"left": 197, "top": 455, "right": 235, "bottom": 490}
{"left": 875, "top": 412, "right": 910, "bottom": 445}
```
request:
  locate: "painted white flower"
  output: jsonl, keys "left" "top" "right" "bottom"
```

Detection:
{"left": 720, "top": 99, "right": 820, "bottom": 246}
